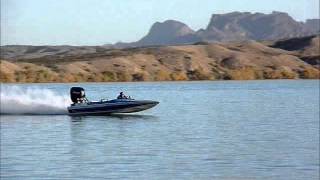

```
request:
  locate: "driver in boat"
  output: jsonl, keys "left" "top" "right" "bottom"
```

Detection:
{"left": 117, "top": 92, "right": 128, "bottom": 99}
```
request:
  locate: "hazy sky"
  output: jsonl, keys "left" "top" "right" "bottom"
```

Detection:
{"left": 1, "top": 0, "right": 319, "bottom": 45}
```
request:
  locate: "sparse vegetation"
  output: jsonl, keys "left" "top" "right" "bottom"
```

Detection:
{"left": 101, "top": 71, "right": 115, "bottom": 81}
{"left": 298, "top": 68, "right": 320, "bottom": 79}
{"left": 155, "top": 70, "right": 171, "bottom": 81}
{"left": 170, "top": 71, "right": 188, "bottom": 81}
{"left": 186, "top": 69, "right": 211, "bottom": 80}
{"left": 132, "top": 73, "right": 145, "bottom": 81}
{"left": 0, "top": 35, "right": 319, "bottom": 83}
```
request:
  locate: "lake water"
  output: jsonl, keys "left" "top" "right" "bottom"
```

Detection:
{"left": 0, "top": 80, "right": 319, "bottom": 179}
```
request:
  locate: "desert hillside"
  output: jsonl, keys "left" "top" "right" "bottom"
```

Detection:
{"left": 0, "top": 35, "right": 319, "bottom": 83}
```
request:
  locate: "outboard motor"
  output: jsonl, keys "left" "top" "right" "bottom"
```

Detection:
{"left": 70, "top": 87, "right": 86, "bottom": 104}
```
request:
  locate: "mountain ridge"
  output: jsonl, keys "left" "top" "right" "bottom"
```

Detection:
{"left": 114, "top": 11, "right": 319, "bottom": 48}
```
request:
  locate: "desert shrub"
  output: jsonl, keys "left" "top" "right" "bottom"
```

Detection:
{"left": 263, "top": 69, "right": 282, "bottom": 79}
{"left": 253, "top": 69, "right": 264, "bottom": 79}
{"left": 170, "top": 71, "right": 187, "bottom": 81}
{"left": 75, "top": 73, "right": 85, "bottom": 82}
{"left": 35, "top": 69, "right": 51, "bottom": 82}
{"left": 280, "top": 69, "right": 296, "bottom": 79}
{"left": 263, "top": 67, "right": 297, "bottom": 79}
{"left": 186, "top": 69, "right": 211, "bottom": 80}
{"left": 227, "top": 67, "right": 257, "bottom": 80}
{"left": 116, "top": 72, "right": 131, "bottom": 81}
{"left": 210, "top": 67, "right": 227, "bottom": 80}
{"left": 0, "top": 72, "right": 15, "bottom": 82}
{"left": 101, "top": 71, "right": 115, "bottom": 81}
{"left": 84, "top": 67, "right": 90, "bottom": 72}
{"left": 222, "top": 74, "right": 232, "bottom": 80}
{"left": 86, "top": 74, "right": 96, "bottom": 82}
{"left": 61, "top": 73, "right": 77, "bottom": 82}
{"left": 298, "top": 68, "right": 320, "bottom": 79}
{"left": 132, "top": 73, "right": 145, "bottom": 81}
{"left": 157, "top": 58, "right": 164, "bottom": 65}
{"left": 155, "top": 70, "right": 171, "bottom": 81}
{"left": 85, "top": 73, "right": 104, "bottom": 82}
{"left": 140, "top": 65, "right": 146, "bottom": 70}
{"left": 15, "top": 71, "right": 27, "bottom": 82}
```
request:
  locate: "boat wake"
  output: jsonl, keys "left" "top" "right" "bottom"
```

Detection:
{"left": 0, "top": 86, "right": 70, "bottom": 115}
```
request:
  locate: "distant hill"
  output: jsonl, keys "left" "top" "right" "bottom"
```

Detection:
{"left": 112, "top": 20, "right": 200, "bottom": 48}
{"left": 136, "top": 20, "right": 200, "bottom": 46}
{"left": 113, "top": 11, "right": 319, "bottom": 48}
{"left": 1, "top": 35, "right": 319, "bottom": 82}
{"left": 199, "top": 11, "right": 316, "bottom": 41}
{"left": 0, "top": 45, "right": 110, "bottom": 60}
{"left": 271, "top": 35, "right": 320, "bottom": 67}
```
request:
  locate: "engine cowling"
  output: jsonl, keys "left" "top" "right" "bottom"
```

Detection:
{"left": 70, "top": 87, "right": 85, "bottom": 103}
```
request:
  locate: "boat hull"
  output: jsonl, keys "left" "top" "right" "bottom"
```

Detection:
{"left": 67, "top": 100, "right": 158, "bottom": 115}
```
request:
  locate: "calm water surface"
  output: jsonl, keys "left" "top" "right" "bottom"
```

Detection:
{"left": 1, "top": 80, "right": 319, "bottom": 179}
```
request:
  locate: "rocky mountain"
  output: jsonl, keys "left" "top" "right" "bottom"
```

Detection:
{"left": 305, "top": 19, "right": 320, "bottom": 33}
{"left": 115, "top": 11, "right": 319, "bottom": 48}
{"left": 200, "top": 11, "right": 312, "bottom": 41}
{"left": 112, "top": 20, "right": 200, "bottom": 48}
{"left": 135, "top": 20, "right": 200, "bottom": 46}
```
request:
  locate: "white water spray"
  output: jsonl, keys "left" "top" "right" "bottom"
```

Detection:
{"left": 0, "top": 86, "right": 71, "bottom": 115}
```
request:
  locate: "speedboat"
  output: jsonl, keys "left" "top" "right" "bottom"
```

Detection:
{"left": 67, "top": 87, "right": 159, "bottom": 115}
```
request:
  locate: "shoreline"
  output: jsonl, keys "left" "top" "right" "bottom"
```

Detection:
{"left": 1, "top": 78, "right": 319, "bottom": 84}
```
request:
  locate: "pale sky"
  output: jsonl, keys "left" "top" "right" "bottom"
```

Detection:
{"left": 1, "top": 0, "right": 319, "bottom": 45}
